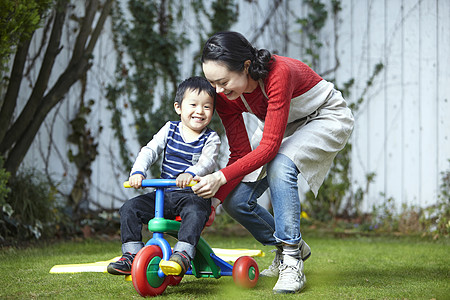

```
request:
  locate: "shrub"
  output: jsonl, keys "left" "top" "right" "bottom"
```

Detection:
{"left": 0, "top": 168, "right": 65, "bottom": 243}
{"left": 0, "top": 157, "right": 11, "bottom": 206}
{"left": 0, "top": 157, "right": 12, "bottom": 242}
{"left": 420, "top": 162, "right": 450, "bottom": 238}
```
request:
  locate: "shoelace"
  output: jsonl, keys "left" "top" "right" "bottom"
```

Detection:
{"left": 266, "top": 249, "right": 282, "bottom": 270}
{"left": 119, "top": 253, "right": 135, "bottom": 263}
{"left": 278, "top": 263, "right": 301, "bottom": 282}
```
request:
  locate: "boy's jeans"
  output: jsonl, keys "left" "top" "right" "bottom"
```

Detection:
{"left": 222, "top": 154, "right": 302, "bottom": 246}
{"left": 119, "top": 189, "right": 211, "bottom": 255}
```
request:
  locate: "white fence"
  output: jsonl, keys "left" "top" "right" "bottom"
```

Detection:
{"left": 319, "top": 0, "right": 450, "bottom": 211}
{"left": 21, "top": 0, "right": 449, "bottom": 212}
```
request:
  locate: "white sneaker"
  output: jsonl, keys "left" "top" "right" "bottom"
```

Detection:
{"left": 272, "top": 255, "right": 306, "bottom": 294}
{"left": 260, "top": 249, "right": 282, "bottom": 277}
{"left": 260, "top": 240, "right": 311, "bottom": 277}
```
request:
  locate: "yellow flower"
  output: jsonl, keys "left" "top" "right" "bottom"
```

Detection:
{"left": 301, "top": 211, "right": 309, "bottom": 219}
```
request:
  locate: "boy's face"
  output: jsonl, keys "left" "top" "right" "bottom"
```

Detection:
{"left": 174, "top": 89, "right": 214, "bottom": 135}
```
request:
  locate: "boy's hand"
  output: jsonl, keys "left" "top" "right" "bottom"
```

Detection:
{"left": 176, "top": 173, "right": 193, "bottom": 188}
{"left": 128, "top": 174, "right": 144, "bottom": 188}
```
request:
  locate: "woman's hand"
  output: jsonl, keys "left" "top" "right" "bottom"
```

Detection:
{"left": 192, "top": 171, "right": 227, "bottom": 199}
{"left": 128, "top": 174, "right": 144, "bottom": 188}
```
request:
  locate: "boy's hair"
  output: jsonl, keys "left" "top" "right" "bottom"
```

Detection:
{"left": 174, "top": 76, "right": 216, "bottom": 109}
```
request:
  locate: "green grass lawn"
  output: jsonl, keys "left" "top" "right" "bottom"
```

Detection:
{"left": 0, "top": 232, "right": 448, "bottom": 299}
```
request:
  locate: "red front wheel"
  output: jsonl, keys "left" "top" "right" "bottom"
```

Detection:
{"left": 232, "top": 256, "right": 259, "bottom": 288}
{"left": 131, "top": 245, "right": 169, "bottom": 297}
{"left": 167, "top": 274, "right": 183, "bottom": 286}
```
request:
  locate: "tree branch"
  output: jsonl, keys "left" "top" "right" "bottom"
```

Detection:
{"left": 0, "top": 39, "right": 31, "bottom": 147}
{"left": 71, "top": 0, "right": 98, "bottom": 63}
{"left": 0, "top": 1, "right": 68, "bottom": 154}
{"left": 24, "top": 10, "right": 55, "bottom": 79}
{"left": 3, "top": 0, "right": 112, "bottom": 174}
{"left": 4, "top": 57, "right": 90, "bottom": 174}
{"left": 85, "top": 0, "right": 113, "bottom": 54}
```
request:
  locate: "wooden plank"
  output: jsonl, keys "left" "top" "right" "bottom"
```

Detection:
{"left": 419, "top": 0, "right": 439, "bottom": 207}
{"left": 384, "top": 0, "right": 404, "bottom": 210}
{"left": 335, "top": 0, "right": 353, "bottom": 87}
{"left": 401, "top": 0, "right": 421, "bottom": 207}
{"left": 437, "top": 0, "right": 450, "bottom": 190}
{"left": 317, "top": 0, "right": 337, "bottom": 74}
{"left": 350, "top": 0, "right": 371, "bottom": 212}
{"left": 366, "top": 0, "right": 386, "bottom": 209}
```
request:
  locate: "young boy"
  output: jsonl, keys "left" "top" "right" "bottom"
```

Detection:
{"left": 107, "top": 76, "right": 220, "bottom": 276}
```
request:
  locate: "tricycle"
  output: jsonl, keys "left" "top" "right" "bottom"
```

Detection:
{"left": 123, "top": 179, "right": 259, "bottom": 297}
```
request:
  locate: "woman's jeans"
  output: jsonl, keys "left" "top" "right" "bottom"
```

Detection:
{"left": 119, "top": 189, "right": 211, "bottom": 257}
{"left": 222, "top": 154, "right": 302, "bottom": 246}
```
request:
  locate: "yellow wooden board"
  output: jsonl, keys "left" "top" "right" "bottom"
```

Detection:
{"left": 49, "top": 256, "right": 121, "bottom": 273}
{"left": 49, "top": 248, "right": 264, "bottom": 274}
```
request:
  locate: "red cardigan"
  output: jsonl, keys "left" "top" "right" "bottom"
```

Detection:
{"left": 215, "top": 55, "right": 323, "bottom": 201}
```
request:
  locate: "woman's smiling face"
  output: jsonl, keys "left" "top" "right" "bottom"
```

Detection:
{"left": 202, "top": 60, "right": 253, "bottom": 100}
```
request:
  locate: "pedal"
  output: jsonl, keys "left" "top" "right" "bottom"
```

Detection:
{"left": 159, "top": 260, "right": 182, "bottom": 275}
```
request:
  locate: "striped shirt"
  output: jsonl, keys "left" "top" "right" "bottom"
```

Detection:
{"left": 130, "top": 121, "right": 220, "bottom": 179}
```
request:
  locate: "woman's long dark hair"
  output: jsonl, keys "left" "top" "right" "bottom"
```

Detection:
{"left": 201, "top": 31, "right": 273, "bottom": 81}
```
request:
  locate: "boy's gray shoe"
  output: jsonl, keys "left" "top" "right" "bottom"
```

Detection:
{"left": 272, "top": 254, "right": 306, "bottom": 294}
{"left": 260, "top": 239, "right": 311, "bottom": 277}
{"left": 301, "top": 239, "right": 311, "bottom": 261}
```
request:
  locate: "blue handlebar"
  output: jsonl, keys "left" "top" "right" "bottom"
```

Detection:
{"left": 123, "top": 179, "right": 197, "bottom": 188}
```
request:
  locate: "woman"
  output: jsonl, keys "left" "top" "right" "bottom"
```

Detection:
{"left": 192, "top": 31, "right": 354, "bottom": 294}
